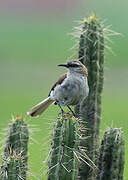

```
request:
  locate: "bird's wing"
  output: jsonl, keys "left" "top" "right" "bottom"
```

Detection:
{"left": 48, "top": 73, "right": 67, "bottom": 96}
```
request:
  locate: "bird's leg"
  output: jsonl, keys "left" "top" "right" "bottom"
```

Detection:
{"left": 67, "top": 105, "right": 76, "bottom": 117}
{"left": 56, "top": 101, "right": 65, "bottom": 115}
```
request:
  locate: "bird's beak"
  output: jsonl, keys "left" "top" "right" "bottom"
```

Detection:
{"left": 58, "top": 64, "right": 68, "bottom": 68}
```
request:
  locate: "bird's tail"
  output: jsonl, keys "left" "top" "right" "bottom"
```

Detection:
{"left": 27, "top": 97, "right": 54, "bottom": 117}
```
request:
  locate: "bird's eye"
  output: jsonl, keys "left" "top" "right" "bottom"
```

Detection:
{"left": 72, "top": 64, "right": 78, "bottom": 67}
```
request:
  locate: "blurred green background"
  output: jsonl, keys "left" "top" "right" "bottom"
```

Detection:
{"left": 0, "top": 0, "right": 128, "bottom": 179}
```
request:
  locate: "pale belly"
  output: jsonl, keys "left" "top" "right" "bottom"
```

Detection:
{"left": 50, "top": 76, "right": 89, "bottom": 106}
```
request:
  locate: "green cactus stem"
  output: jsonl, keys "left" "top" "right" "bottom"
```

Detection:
{"left": 0, "top": 116, "right": 29, "bottom": 180}
{"left": 48, "top": 113, "right": 79, "bottom": 180}
{"left": 75, "top": 14, "right": 105, "bottom": 179}
{"left": 96, "top": 128, "right": 125, "bottom": 180}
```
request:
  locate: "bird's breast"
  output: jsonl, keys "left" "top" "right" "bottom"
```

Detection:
{"left": 50, "top": 75, "right": 89, "bottom": 106}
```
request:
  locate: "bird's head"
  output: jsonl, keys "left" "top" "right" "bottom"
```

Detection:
{"left": 58, "top": 60, "right": 88, "bottom": 76}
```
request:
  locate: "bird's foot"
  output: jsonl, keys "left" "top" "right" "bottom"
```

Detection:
{"left": 58, "top": 108, "right": 65, "bottom": 115}
{"left": 67, "top": 105, "right": 76, "bottom": 117}
{"left": 56, "top": 102, "right": 66, "bottom": 116}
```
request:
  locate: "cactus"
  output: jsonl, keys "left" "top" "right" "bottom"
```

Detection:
{"left": 0, "top": 154, "right": 27, "bottom": 180}
{"left": 0, "top": 14, "right": 125, "bottom": 180}
{"left": 0, "top": 116, "right": 29, "bottom": 180}
{"left": 96, "top": 128, "right": 125, "bottom": 180}
{"left": 48, "top": 113, "right": 79, "bottom": 180}
{"left": 74, "top": 15, "right": 105, "bottom": 179}
{"left": 47, "top": 15, "right": 125, "bottom": 180}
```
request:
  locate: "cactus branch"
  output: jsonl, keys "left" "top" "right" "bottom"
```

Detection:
{"left": 48, "top": 113, "right": 79, "bottom": 180}
{"left": 0, "top": 116, "right": 29, "bottom": 180}
{"left": 74, "top": 14, "right": 105, "bottom": 179}
{"left": 96, "top": 128, "right": 125, "bottom": 180}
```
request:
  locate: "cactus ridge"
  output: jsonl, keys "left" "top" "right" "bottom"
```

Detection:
{"left": 0, "top": 116, "right": 29, "bottom": 180}
{"left": 4, "top": 116, "right": 29, "bottom": 157}
{"left": 96, "top": 128, "right": 125, "bottom": 180}
{"left": 0, "top": 153, "right": 27, "bottom": 180}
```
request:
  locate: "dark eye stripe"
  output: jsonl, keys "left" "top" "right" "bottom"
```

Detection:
{"left": 68, "top": 63, "right": 80, "bottom": 67}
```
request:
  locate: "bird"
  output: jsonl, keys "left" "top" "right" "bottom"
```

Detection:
{"left": 27, "top": 60, "right": 89, "bottom": 117}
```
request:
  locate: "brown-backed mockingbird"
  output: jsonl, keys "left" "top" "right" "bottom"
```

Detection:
{"left": 27, "top": 60, "right": 89, "bottom": 117}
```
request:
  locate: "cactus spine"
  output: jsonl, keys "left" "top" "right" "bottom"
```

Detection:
{"left": 97, "top": 128, "right": 125, "bottom": 180}
{"left": 0, "top": 116, "right": 29, "bottom": 180}
{"left": 75, "top": 15, "right": 105, "bottom": 179}
{"left": 48, "top": 113, "right": 79, "bottom": 180}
